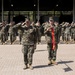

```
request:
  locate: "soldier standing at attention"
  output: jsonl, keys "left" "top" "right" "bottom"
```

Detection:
{"left": 20, "top": 19, "right": 37, "bottom": 70}
{"left": 44, "top": 17, "right": 59, "bottom": 65}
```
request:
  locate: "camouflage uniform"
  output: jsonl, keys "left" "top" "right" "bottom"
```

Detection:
{"left": 31, "top": 22, "right": 38, "bottom": 50}
{"left": 35, "top": 24, "right": 42, "bottom": 44}
{"left": 20, "top": 24, "right": 37, "bottom": 66}
{"left": 44, "top": 22, "right": 59, "bottom": 63}
{"left": 17, "top": 25, "right": 23, "bottom": 44}
{"left": 0, "top": 24, "right": 8, "bottom": 44}
{"left": 64, "top": 23, "right": 71, "bottom": 43}
{"left": 8, "top": 24, "right": 16, "bottom": 44}
{"left": 55, "top": 22, "right": 61, "bottom": 43}
{"left": 61, "top": 24, "right": 65, "bottom": 42}
{"left": 70, "top": 23, "right": 75, "bottom": 42}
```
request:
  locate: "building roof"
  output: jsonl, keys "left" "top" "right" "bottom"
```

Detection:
{"left": 0, "top": 0, "right": 73, "bottom": 11}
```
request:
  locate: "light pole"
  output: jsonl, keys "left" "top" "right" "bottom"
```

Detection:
{"left": 37, "top": 0, "right": 39, "bottom": 21}
{"left": 54, "top": 4, "right": 58, "bottom": 16}
{"left": 73, "top": 0, "right": 75, "bottom": 22}
{"left": 2, "top": 0, "right": 4, "bottom": 22}
{"left": 11, "top": 4, "right": 14, "bottom": 21}
{"left": 33, "top": 4, "right": 36, "bottom": 21}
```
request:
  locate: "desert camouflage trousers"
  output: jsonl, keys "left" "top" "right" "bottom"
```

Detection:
{"left": 47, "top": 43, "right": 58, "bottom": 61}
{"left": 22, "top": 45, "right": 34, "bottom": 65}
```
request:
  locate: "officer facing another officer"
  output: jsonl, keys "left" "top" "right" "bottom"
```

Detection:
{"left": 44, "top": 17, "right": 59, "bottom": 65}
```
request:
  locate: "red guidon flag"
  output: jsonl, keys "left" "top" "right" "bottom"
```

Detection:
{"left": 51, "top": 27, "right": 55, "bottom": 50}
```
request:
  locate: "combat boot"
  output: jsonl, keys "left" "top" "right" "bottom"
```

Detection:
{"left": 66, "top": 41, "right": 68, "bottom": 44}
{"left": 48, "top": 60, "right": 51, "bottom": 65}
{"left": 1, "top": 42, "right": 3, "bottom": 45}
{"left": 23, "top": 64, "right": 28, "bottom": 70}
{"left": 29, "top": 65, "right": 33, "bottom": 70}
{"left": 51, "top": 60, "right": 58, "bottom": 65}
{"left": 71, "top": 39, "right": 73, "bottom": 42}
{"left": 5, "top": 41, "right": 7, "bottom": 44}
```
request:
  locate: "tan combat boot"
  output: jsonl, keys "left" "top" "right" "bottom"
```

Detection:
{"left": 29, "top": 65, "right": 33, "bottom": 70}
{"left": 48, "top": 60, "right": 51, "bottom": 65}
{"left": 51, "top": 60, "right": 58, "bottom": 65}
{"left": 23, "top": 64, "right": 28, "bottom": 70}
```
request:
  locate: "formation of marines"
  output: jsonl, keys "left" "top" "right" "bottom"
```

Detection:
{"left": 0, "top": 20, "right": 75, "bottom": 45}
{"left": 0, "top": 17, "right": 75, "bottom": 70}
{"left": 60, "top": 22, "right": 75, "bottom": 43}
{"left": 0, "top": 20, "right": 42, "bottom": 45}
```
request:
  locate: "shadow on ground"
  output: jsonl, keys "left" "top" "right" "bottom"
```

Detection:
{"left": 58, "top": 60, "right": 74, "bottom": 72}
{"left": 33, "top": 64, "right": 53, "bottom": 69}
{"left": 35, "top": 50, "right": 47, "bottom": 52}
{"left": 57, "top": 60, "right": 74, "bottom": 64}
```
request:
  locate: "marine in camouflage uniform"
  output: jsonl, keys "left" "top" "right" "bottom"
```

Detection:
{"left": 31, "top": 21, "right": 37, "bottom": 50}
{"left": 5, "top": 21, "right": 9, "bottom": 41}
{"left": 42, "top": 22, "right": 49, "bottom": 36}
{"left": 0, "top": 21, "right": 8, "bottom": 44}
{"left": 54, "top": 22, "right": 61, "bottom": 43}
{"left": 61, "top": 22, "right": 65, "bottom": 42}
{"left": 35, "top": 21, "right": 42, "bottom": 44}
{"left": 8, "top": 21, "right": 16, "bottom": 44}
{"left": 64, "top": 23, "right": 71, "bottom": 44}
{"left": 44, "top": 17, "right": 59, "bottom": 65}
{"left": 17, "top": 19, "right": 37, "bottom": 70}
{"left": 17, "top": 22, "right": 23, "bottom": 44}
{"left": 70, "top": 22, "right": 75, "bottom": 42}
